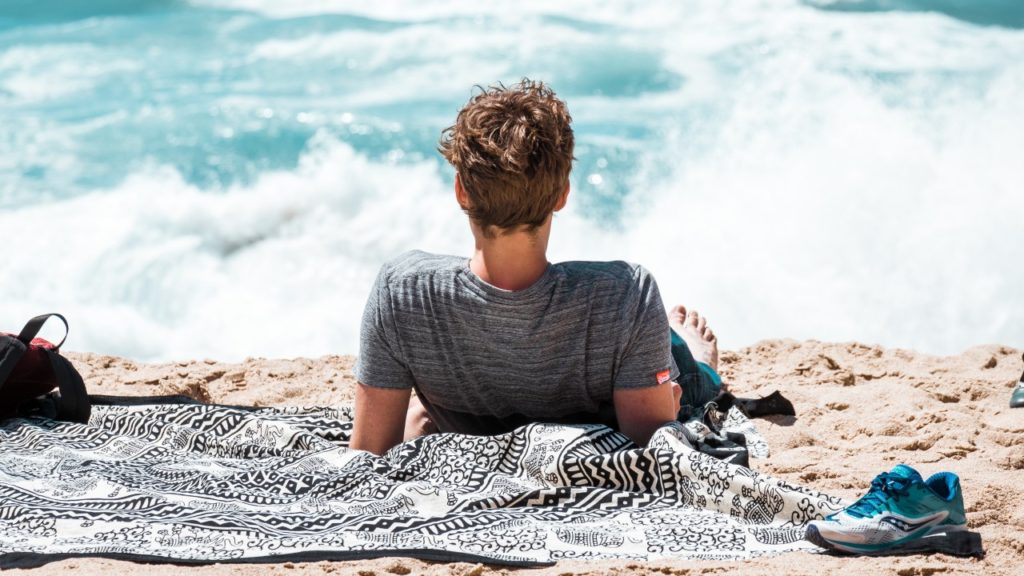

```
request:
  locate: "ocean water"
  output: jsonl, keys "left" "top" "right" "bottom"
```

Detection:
{"left": 1, "top": 0, "right": 1022, "bottom": 361}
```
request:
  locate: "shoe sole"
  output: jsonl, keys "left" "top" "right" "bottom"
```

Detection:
{"left": 805, "top": 524, "right": 837, "bottom": 552}
{"left": 805, "top": 523, "right": 968, "bottom": 555}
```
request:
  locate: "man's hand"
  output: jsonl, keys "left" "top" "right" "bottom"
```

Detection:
{"left": 351, "top": 382, "right": 411, "bottom": 456}
{"left": 613, "top": 381, "right": 680, "bottom": 447}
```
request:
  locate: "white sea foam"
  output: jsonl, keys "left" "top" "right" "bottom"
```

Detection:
{"left": 0, "top": 135, "right": 465, "bottom": 360}
{"left": 4, "top": 90, "right": 1021, "bottom": 361}
{"left": 2, "top": 0, "right": 1022, "bottom": 360}
{"left": 613, "top": 62, "right": 1024, "bottom": 353}
{"left": 0, "top": 44, "right": 138, "bottom": 101}
{"left": 190, "top": 0, "right": 685, "bottom": 25}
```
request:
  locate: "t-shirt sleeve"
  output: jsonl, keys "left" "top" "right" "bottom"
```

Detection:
{"left": 612, "top": 267, "right": 680, "bottom": 390}
{"left": 354, "top": 264, "right": 416, "bottom": 389}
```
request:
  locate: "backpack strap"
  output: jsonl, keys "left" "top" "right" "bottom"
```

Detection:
{"left": 17, "top": 313, "right": 69, "bottom": 350}
{"left": 0, "top": 336, "right": 27, "bottom": 394}
{"left": 45, "top": 350, "right": 91, "bottom": 423}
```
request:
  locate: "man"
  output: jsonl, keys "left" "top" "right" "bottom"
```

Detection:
{"left": 350, "top": 80, "right": 721, "bottom": 456}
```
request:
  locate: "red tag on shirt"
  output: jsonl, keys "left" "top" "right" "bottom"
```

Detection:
{"left": 656, "top": 369, "right": 671, "bottom": 384}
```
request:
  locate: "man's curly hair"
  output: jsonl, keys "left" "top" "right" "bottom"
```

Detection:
{"left": 439, "top": 79, "right": 575, "bottom": 237}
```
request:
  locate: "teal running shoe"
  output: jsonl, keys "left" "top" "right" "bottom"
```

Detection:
{"left": 806, "top": 464, "right": 967, "bottom": 554}
{"left": 1010, "top": 353, "right": 1024, "bottom": 408}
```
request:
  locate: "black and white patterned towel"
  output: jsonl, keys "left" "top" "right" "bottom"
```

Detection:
{"left": 0, "top": 403, "right": 843, "bottom": 566}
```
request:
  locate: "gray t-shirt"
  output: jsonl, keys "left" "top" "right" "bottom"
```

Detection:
{"left": 355, "top": 250, "right": 679, "bottom": 436}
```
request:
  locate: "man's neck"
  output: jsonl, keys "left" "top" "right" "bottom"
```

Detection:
{"left": 469, "top": 220, "right": 552, "bottom": 291}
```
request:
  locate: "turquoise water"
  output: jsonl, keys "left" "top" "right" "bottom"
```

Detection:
{"left": 1, "top": 0, "right": 1022, "bottom": 360}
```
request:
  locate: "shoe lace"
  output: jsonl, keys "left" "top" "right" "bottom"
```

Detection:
{"left": 845, "top": 472, "right": 912, "bottom": 518}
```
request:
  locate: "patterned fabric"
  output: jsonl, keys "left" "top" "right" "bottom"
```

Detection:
{"left": 0, "top": 403, "right": 843, "bottom": 566}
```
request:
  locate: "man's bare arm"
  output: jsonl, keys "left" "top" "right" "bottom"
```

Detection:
{"left": 351, "top": 382, "right": 410, "bottom": 456}
{"left": 613, "top": 381, "right": 680, "bottom": 447}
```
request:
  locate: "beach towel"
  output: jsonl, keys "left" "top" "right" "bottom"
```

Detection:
{"left": 0, "top": 400, "right": 843, "bottom": 567}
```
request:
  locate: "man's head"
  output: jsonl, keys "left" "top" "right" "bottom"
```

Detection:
{"left": 439, "top": 79, "right": 575, "bottom": 238}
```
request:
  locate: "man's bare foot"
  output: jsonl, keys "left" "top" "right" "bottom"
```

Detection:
{"left": 668, "top": 304, "right": 719, "bottom": 372}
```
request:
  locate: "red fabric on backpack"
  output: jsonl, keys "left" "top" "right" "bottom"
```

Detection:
{"left": 0, "top": 334, "right": 61, "bottom": 418}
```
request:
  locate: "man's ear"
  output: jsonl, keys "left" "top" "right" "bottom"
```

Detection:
{"left": 554, "top": 183, "right": 571, "bottom": 212}
{"left": 455, "top": 173, "right": 470, "bottom": 210}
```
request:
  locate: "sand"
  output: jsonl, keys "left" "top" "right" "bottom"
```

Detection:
{"left": 8, "top": 341, "right": 1023, "bottom": 576}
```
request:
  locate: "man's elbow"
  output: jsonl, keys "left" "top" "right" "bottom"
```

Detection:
{"left": 349, "top": 433, "right": 385, "bottom": 456}
{"left": 613, "top": 382, "right": 679, "bottom": 447}
{"left": 619, "top": 420, "right": 672, "bottom": 448}
{"left": 350, "top": 381, "right": 410, "bottom": 456}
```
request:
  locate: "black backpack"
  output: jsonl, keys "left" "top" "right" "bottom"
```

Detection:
{"left": 0, "top": 313, "right": 90, "bottom": 422}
